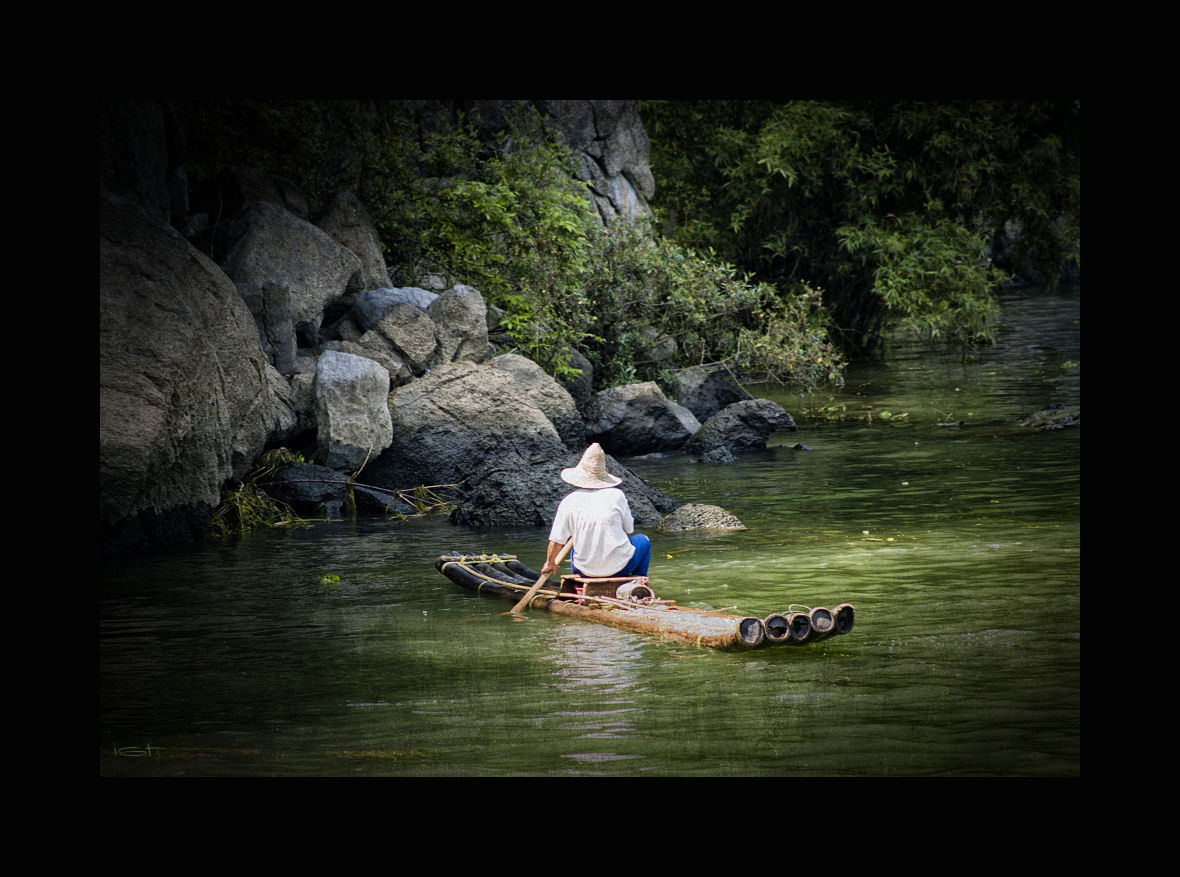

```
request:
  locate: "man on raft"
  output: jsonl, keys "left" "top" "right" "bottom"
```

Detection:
{"left": 540, "top": 443, "right": 652, "bottom": 582}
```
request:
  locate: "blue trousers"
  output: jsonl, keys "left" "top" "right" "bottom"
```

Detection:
{"left": 572, "top": 533, "right": 651, "bottom": 578}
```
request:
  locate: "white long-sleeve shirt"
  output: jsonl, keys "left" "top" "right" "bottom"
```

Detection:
{"left": 548, "top": 487, "right": 636, "bottom": 577}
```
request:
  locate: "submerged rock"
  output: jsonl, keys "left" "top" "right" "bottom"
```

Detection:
{"left": 1018, "top": 404, "right": 1080, "bottom": 430}
{"left": 657, "top": 503, "right": 746, "bottom": 532}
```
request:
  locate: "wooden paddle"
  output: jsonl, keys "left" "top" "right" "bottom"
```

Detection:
{"left": 508, "top": 538, "right": 573, "bottom": 617}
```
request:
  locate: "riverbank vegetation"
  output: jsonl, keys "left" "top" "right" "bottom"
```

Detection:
{"left": 184, "top": 99, "right": 1079, "bottom": 390}
{"left": 640, "top": 100, "right": 1080, "bottom": 356}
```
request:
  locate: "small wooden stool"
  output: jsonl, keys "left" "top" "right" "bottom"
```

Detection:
{"left": 559, "top": 575, "right": 655, "bottom": 603}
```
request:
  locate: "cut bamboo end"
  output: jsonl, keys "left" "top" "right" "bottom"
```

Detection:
{"left": 763, "top": 613, "right": 791, "bottom": 642}
{"left": 806, "top": 607, "right": 835, "bottom": 642}
{"left": 833, "top": 603, "right": 855, "bottom": 635}
{"left": 616, "top": 580, "right": 656, "bottom": 603}
{"left": 785, "top": 611, "right": 812, "bottom": 642}
{"left": 738, "top": 616, "right": 765, "bottom": 647}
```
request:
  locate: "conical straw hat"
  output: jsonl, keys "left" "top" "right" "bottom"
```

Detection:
{"left": 560, "top": 443, "right": 622, "bottom": 489}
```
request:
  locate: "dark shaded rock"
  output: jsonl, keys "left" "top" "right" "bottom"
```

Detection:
{"left": 557, "top": 346, "right": 594, "bottom": 411}
{"left": 100, "top": 191, "right": 279, "bottom": 558}
{"left": 316, "top": 191, "right": 392, "bottom": 290}
{"left": 220, "top": 166, "right": 310, "bottom": 220}
{"left": 584, "top": 382, "right": 701, "bottom": 456}
{"left": 1018, "top": 404, "right": 1080, "bottom": 430}
{"left": 352, "top": 485, "right": 418, "bottom": 517}
{"left": 450, "top": 447, "right": 675, "bottom": 529}
{"left": 491, "top": 353, "right": 585, "bottom": 451}
{"left": 257, "top": 462, "right": 349, "bottom": 511}
{"left": 664, "top": 366, "right": 752, "bottom": 422}
{"left": 258, "top": 462, "right": 416, "bottom": 517}
{"left": 686, "top": 399, "right": 797, "bottom": 458}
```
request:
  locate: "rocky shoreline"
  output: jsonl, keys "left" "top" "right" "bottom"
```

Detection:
{"left": 101, "top": 180, "right": 794, "bottom": 559}
{"left": 100, "top": 101, "right": 796, "bottom": 560}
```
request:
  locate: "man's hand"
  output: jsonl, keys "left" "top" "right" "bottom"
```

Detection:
{"left": 541, "top": 538, "right": 569, "bottom": 578}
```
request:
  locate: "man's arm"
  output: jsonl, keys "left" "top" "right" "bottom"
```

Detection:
{"left": 540, "top": 539, "right": 568, "bottom": 576}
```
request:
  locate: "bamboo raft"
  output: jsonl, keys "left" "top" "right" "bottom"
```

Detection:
{"left": 435, "top": 552, "right": 855, "bottom": 652}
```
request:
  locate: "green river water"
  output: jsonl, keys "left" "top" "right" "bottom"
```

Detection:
{"left": 99, "top": 288, "right": 1080, "bottom": 777}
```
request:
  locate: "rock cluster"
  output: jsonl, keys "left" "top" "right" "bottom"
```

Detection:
{"left": 99, "top": 99, "right": 800, "bottom": 558}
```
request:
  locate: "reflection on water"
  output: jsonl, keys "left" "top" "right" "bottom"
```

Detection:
{"left": 545, "top": 623, "right": 647, "bottom": 771}
{"left": 100, "top": 289, "right": 1079, "bottom": 776}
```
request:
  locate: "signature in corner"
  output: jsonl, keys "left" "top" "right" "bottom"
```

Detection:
{"left": 112, "top": 743, "right": 162, "bottom": 758}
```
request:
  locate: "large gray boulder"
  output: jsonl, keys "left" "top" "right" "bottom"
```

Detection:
{"left": 356, "top": 302, "right": 438, "bottom": 377}
{"left": 313, "top": 350, "right": 393, "bottom": 471}
{"left": 353, "top": 286, "right": 439, "bottom": 331}
{"left": 316, "top": 191, "right": 392, "bottom": 290}
{"left": 362, "top": 361, "right": 676, "bottom": 528}
{"left": 686, "top": 399, "right": 798, "bottom": 457}
{"left": 236, "top": 280, "right": 298, "bottom": 375}
{"left": 584, "top": 381, "right": 702, "bottom": 456}
{"left": 100, "top": 191, "right": 279, "bottom": 557}
{"left": 491, "top": 353, "right": 585, "bottom": 451}
{"left": 219, "top": 200, "right": 364, "bottom": 345}
{"left": 366, "top": 360, "right": 566, "bottom": 491}
{"left": 426, "top": 284, "right": 490, "bottom": 365}
{"left": 664, "top": 365, "right": 753, "bottom": 422}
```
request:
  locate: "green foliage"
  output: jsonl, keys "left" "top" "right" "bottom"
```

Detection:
{"left": 581, "top": 218, "right": 843, "bottom": 389}
{"left": 641, "top": 99, "right": 1080, "bottom": 355}
{"left": 183, "top": 99, "right": 851, "bottom": 391}
{"left": 836, "top": 214, "right": 1004, "bottom": 345}
{"left": 415, "top": 107, "right": 603, "bottom": 377}
{"left": 734, "top": 284, "right": 846, "bottom": 387}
